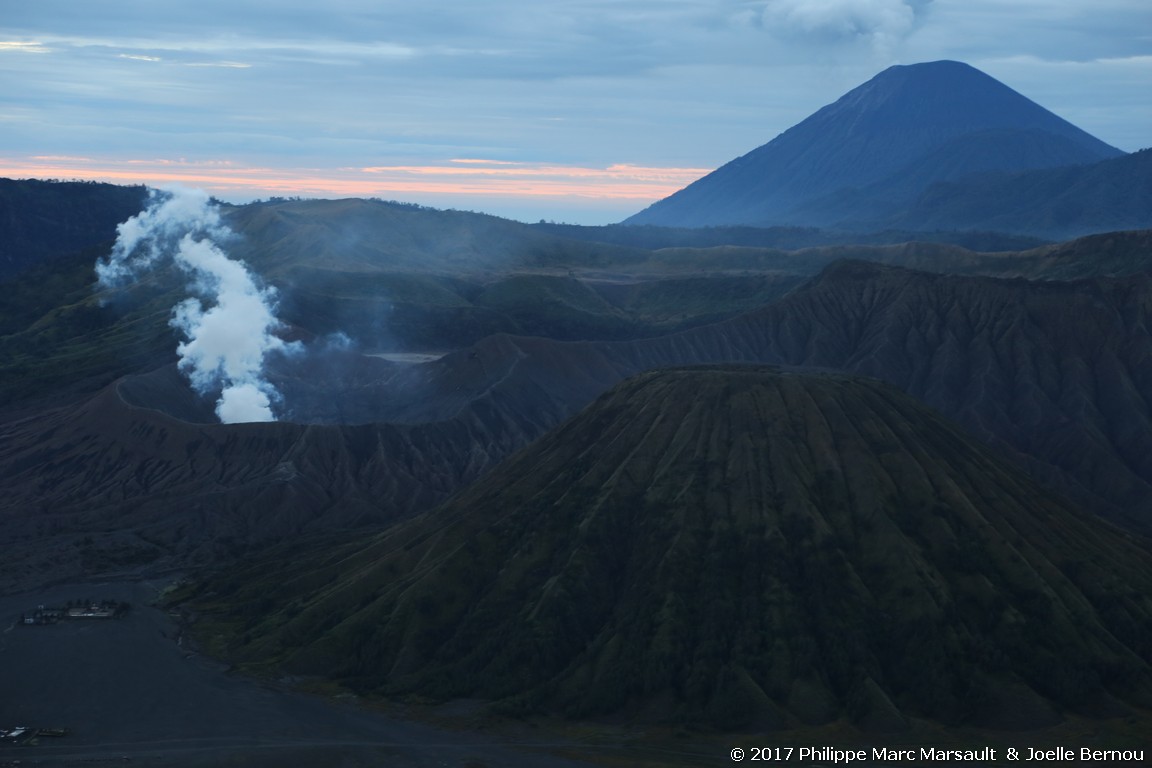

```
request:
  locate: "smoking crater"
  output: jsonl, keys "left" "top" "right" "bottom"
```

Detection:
{"left": 97, "top": 187, "right": 297, "bottom": 423}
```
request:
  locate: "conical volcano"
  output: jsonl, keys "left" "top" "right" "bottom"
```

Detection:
{"left": 625, "top": 60, "right": 1123, "bottom": 228}
{"left": 195, "top": 366, "right": 1152, "bottom": 730}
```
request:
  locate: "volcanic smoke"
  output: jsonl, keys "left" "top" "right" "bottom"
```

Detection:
{"left": 97, "top": 188, "right": 296, "bottom": 423}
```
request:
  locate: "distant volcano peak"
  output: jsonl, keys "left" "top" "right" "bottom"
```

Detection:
{"left": 849, "top": 59, "right": 991, "bottom": 95}
{"left": 625, "top": 60, "right": 1124, "bottom": 230}
{"left": 875, "top": 59, "right": 985, "bottom": 80}
{"left": 821, "top": 59, "right": 1092, "bottom": 134}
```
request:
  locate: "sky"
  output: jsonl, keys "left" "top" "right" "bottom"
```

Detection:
{"left": 1, "top": 0, "right": 1149, "bottom": 224}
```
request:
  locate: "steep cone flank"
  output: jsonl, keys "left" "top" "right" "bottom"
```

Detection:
{"left": 625, "top": 60, "right": 1123, "bottom": 229}
{"left": 197, "top": 367, "right": 1152, "bottom": 730}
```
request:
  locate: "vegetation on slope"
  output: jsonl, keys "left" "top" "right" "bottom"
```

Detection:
{"left": 883, "top": 148, "right": 1152, "bottom": 238}
{"left": 185, "top": 367, "right": 1152, "bottom": 731}
{"left": 533, "top": 222, "right": 1047, "bottom": 253}
{"left": 0, "top": 179, "right": 146, "bottom": 280}
{"left": 0, "top": 245, "right": 175, "bottom": 408}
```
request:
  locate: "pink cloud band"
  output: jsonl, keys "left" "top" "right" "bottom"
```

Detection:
{"left": 1, "top": 156, "right": 709, "bottom": 202}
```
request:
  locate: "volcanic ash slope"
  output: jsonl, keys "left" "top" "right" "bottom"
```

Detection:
{"left": 198, "top": 366, "right": 1152, "bottom": 731}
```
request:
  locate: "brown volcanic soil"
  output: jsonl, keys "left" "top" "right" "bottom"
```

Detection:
{"left": 0, "top": 580, "right": 600, "bottom": 768}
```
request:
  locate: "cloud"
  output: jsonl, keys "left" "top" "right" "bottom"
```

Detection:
{"left": 184, "top": 61, "right": 253, "bottom": 68}
{"left": 0, "top": 155, "right": 710, "bottom": 203}
{"left": 760, "top": 0, "right": 927, "bottom": 51}
{"left": 0, "top": 40, "right": 52, "bottom": 53}
{"left": 904, "top": 1, "right": 1152, "bottom": 63}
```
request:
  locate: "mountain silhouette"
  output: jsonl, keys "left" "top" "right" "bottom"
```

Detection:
{"left": 625, "top": 60, "right": 1124, "bottom": 230}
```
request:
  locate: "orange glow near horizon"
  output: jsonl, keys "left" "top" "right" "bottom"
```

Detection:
{"left": 0, "top": 156, "right": 710, "bottom": 204}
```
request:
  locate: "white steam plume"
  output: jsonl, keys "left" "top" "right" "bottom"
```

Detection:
{"left": 98, "top": 187, "right": 297, "bottom": 424}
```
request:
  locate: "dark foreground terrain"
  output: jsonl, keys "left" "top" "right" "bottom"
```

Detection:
{"left": 0, "top": 580, "right": 605, "bottom": 768}
{"left": 3, "top": 173, "right": 1152, "bottom": 766}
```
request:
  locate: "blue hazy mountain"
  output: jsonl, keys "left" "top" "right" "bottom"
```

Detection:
{"left": 878, "top": 147, "right": 1152, "bottom": 238}
{"left": 624, "top": 60, "right": 1126, "bottom": 231}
